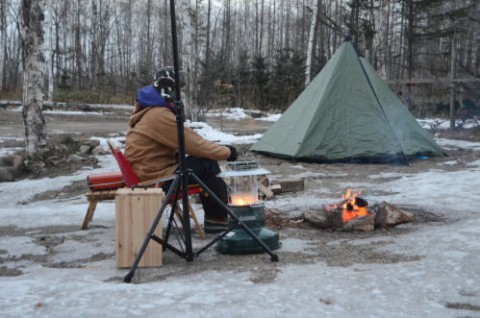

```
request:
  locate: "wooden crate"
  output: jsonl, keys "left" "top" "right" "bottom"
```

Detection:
{"left": 115, "top": 188, "right": 164, "bottom": 268}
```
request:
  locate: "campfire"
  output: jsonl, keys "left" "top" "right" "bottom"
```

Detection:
{"left": 306, "top": 189, "right": 414, "bottom": 232}
{"left": 327, "top": 189, "right": 370, "bottom": 223}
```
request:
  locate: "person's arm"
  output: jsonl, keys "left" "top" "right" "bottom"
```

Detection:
{"left": 183, "top": 126, "right": 231, "bottom": 160}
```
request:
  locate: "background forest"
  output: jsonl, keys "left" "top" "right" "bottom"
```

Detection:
{"left": 1, "top": 0, "right": 479, "bottom": 120}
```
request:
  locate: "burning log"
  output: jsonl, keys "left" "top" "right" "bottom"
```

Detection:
{"left": 371, "top": 202, "right": 414, "bottom": 229}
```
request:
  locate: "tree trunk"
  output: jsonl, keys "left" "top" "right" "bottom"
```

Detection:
{"left": 190, "top": 0, "right": 200, "bottom": 121}
{"left": 259, "top": 0, "right": 264, "bottom": 56}
{"left": 21, "top": 0, "right": 47, "bottom": 155}
{"left": 449, "top": 32, "right": 457, "bottom": 130}
{"left": 0, "top": 0, "right": 7, "bottom": 90}
{"left": 73, "top": 0, "right": 83, "bottom": 89}
{"left": 349, "top": 0, "right": 360, "bottom": 44}
{"left": 90, "top": 0, "right": 98, "bottom": 89}
{"left": 305, "top": 0, "right": 319, "bottom": 86}
{"left": 45, "top": 0, "right": 54, "bottom": 101}
{"left": 267, "top": 0, "right": 276, "bottom": 59}
{"left": 383, "top": 0, "right": 391, "bottom": 79}
{"left": 405, "top": 0, "right": 414, "bottom": 108}
{"left": 372, "top": 0, "right": 384, "bottom": 75}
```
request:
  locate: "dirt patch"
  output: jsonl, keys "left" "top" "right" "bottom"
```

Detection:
{"left": 20, "top": 180, "right": 88, "bottom": 204}
{"left": 35, "top": 234, "right": 65, "bottom": 251}
{"left": 0, "top": 225, "right": 83, "bottom": 237}
{"left": 0, "top": 224, "right": 115, "bottom": 276}
{"left": 45, "top": 252, "right": 115, "bottom": 269}
{"left": 0, "top": 266, "right": 24, "bottom": 277}
{"left": 445, "top": 302, "right": 480, "bottom": 312}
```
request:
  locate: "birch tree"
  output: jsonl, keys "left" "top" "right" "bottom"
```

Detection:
{"left": 21, "top": 0, "right": 47, "bottom": 155}
{"left": 138, "top": 0, "right": 153, "bottom": 85}
{"left": 0, "top": 0, "right": 7, "bottom": 91}
{"left": 44, "top": 0, "right": 56, "bottom": 100}
{"left": 305, "top": 0, "right": 319, "bottom": 86}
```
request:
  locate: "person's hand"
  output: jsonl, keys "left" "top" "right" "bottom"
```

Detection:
{"left": 226, "top": 145, "right": 238, "bottom": 161}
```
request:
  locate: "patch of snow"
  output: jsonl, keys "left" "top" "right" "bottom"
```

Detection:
{"left": 436, "top": 138, "right": 480, "bottom": 150}
{"left": 187, "top": 121, "right": 262, "bottom": 144}
{"left": 44, "top": 110, "right": 104, "bottom": 116}
{"left": 206, "top": 108, "right": 251, "bottom": 120}
{"left": 255, "top": 114, "right": 282, "bottom": 122}
{"left": 0, "top": 147, "right": 23, "bottom": 156}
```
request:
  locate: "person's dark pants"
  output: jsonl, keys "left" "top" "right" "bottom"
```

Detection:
{"left": 163, "top": 157, "right": 229, "bottom": 219}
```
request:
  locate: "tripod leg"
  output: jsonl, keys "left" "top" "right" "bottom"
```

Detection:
{"left": 124, "top": 176, "right": 181, "bottom": 283}
{"left": 162, "top": 201, "right": 177, "bottom": 251}
{"left": 190, "top": 173, "right": 279, "bottom": 262}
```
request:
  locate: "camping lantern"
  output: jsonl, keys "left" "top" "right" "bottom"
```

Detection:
{"left": 216, "top": 162, "right": 280, "bottom": 254}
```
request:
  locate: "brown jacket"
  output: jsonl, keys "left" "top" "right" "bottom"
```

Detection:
{"left": 125, "top": 106, "right": 231, "bottom": 183}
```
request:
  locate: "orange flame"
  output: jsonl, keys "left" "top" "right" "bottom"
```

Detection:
{"left": 341, "top": 189, "right": 369, "bottom": 223}
{"left": 230, "top": 193, "right": 258, "bottom": 206}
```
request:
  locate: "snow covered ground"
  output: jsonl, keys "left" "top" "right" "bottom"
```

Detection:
{"left": 0, "top": 109, "right": 479, "bottom": 317}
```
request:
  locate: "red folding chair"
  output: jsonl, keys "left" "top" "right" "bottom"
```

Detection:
{"left": 107, "top": 140, "right": 205, "bottom": 239}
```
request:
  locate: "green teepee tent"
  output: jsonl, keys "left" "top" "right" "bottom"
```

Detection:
{"left": 251, "top": 39, "right": 445, "bottom": 163}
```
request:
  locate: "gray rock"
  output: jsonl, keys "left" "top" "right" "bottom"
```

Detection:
{"left": 11, "top": 155, "right": 23, "bottom": 169}
{"left": 0, "top": 167, "right": 15, "bottom": 181}
{"left": 91, "top": 146, "right": 106, "bottom": 155}
{"left": 56, "top": 144, "right": 69, "bottom": 152}
{"left": 79, "top": 145, "right": 91, "bottom": 154}
{"left": 67, "top": 154, "right": 84, "bottom": 163}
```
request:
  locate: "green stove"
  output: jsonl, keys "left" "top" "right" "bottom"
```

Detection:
{"left": 216, "top": 162, "right": 281, "bottom": 254}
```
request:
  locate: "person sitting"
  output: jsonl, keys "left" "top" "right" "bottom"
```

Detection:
{"left": 124, "top": 67, "right": 237, "bottom": 233}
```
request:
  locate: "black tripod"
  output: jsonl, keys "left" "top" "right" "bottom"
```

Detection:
{"left": 123, "top": 0, "right": 278, "bottom": 283}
